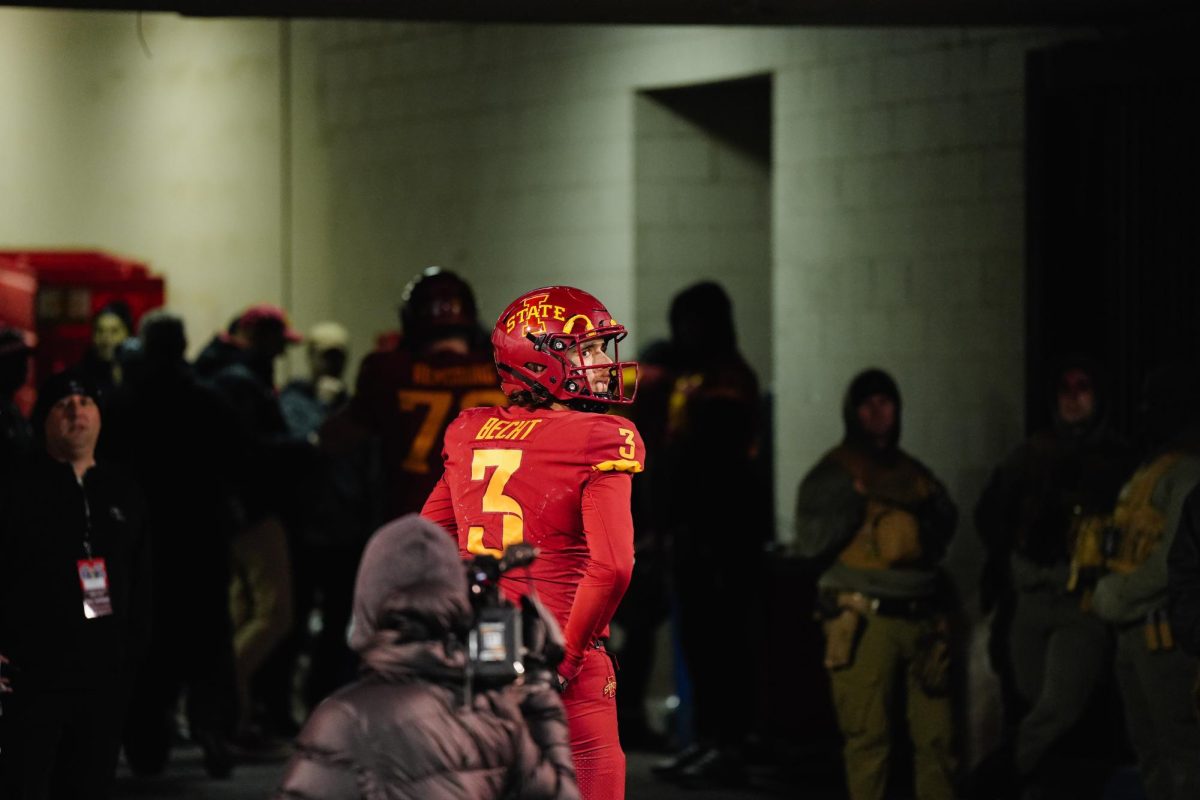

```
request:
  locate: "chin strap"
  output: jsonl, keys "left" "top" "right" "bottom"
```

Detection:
{"left": 567, "top": 397, "right": 609, "bottom": 414}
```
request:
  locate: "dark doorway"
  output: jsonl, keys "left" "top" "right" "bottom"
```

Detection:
{"left": 634, "top": 73, "right": 773, "bottom": 385}
{"left": 1026, "top": 28, "right": 1200, "bottom": 439}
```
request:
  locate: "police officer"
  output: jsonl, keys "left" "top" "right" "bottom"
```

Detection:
{"left": 794, "top": 368, "right": 957, "bottom": 800}
{"left": 1090, "top": 364, "right": 1200, "bottom": 800}
{"left": 975, "top": 359, "right": 1133, "bottom": 792}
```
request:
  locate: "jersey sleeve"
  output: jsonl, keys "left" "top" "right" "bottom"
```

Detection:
{"left": 584, "top": 416, "right": 645, "bottom": 475}
{"left": 558, "top": 471, "right": 635, "bottom": 683}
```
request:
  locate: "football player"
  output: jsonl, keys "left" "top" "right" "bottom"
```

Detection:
{"left": 422, "top": 286, "right": 643, "bottom": 800}
{"left": 337, "top": 268, "right": 507, "bottom": 519}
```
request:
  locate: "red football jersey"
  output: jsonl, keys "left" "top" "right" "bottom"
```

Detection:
{"left": 351, "top": 348, "right": 507, "bottom": 517}
{"left": 423, "top": 405, "right": 644, "bottom": 677}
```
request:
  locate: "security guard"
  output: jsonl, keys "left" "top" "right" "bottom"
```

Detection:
{"left": 974, "top": 359, "right": 1133, "bottom": 791}
{"left": 1088, "top": 365, "right": 1200, "bottom": 800}
{"left": 794, "top": 368, "right": 957, "bottom": 800}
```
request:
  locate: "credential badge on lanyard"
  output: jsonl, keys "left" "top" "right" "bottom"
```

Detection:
{"left": 77, "top": 558, "right": 113, "bottom": 619}
{"left": 76, "top": 474, "right": 111, "bottom": 619}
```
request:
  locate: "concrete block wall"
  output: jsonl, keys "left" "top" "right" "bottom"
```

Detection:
{"left": 291, "top": 23, "right": 1080, "bottom": 585}
{"left": 288, "top": 24, "right": 787, "bottom": 363}
{"left": 633, "top": 90, "right": 773, "bottom": 382}
{"left": 0, "top": 9, "right": 283, "bottom": 352}
{"left": 772, "top": 28, "right": 1077, "bottom": 590}
{"left": 0, "top": 12, "right": 1085, "bottom": 581}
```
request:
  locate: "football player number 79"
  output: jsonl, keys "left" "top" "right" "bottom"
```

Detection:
{"left": 466, "top": 449, "right": 524, "bottom": 557}
{"left": 398, "top": 388, "right": 509, "bottom": 473}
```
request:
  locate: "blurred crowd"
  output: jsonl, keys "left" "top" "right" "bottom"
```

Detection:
{"left": 1, "top": 272, "right": 1199, "bottom": 800}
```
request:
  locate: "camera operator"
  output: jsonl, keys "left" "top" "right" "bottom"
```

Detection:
{"left": 275, "top": 515, "right": 578, "bottom": 800}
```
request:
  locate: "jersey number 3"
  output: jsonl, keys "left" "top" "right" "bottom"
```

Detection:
{"left": 466, "top": 449, "right": 524, "bottom": 558}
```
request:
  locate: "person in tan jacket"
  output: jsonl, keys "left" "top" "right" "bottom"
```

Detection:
{"left": 794, "top": 368, "right": 958, "bottom": 800}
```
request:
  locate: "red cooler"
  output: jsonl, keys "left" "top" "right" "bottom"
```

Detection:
{"left": 0, "top": 250, "right": 166, "bottom": 414}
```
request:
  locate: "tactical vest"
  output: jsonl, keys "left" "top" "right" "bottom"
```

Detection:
{"left": 828, "top": 445, "right": 934, "bottom": 571}
{"left": 1069, "top": 452, "right": 1180, "bottom": 606}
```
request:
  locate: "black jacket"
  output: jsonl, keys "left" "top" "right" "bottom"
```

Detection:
{"left": 0, "top": 399, "right": 33, "bottom": 474}
{"left": 0, "top": 455, "right": 151, "bottom": 690}
{"left": 101, "top": 363, "right": 245, "bottom": 552}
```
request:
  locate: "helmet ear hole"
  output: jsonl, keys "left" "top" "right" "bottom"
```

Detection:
{"left": 524, "top": 362, "right": 547, "bottom": 374}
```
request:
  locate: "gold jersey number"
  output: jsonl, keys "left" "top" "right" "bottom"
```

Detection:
{"left": 466, "top": 448, "right": 524, "bottom": 557}
{"left": 618, "top": 427, "right": 636, "bottom": 459}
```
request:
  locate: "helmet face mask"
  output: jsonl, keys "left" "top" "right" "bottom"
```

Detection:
{"left": 493, "top": 287, "right": 638, "bottom": 411}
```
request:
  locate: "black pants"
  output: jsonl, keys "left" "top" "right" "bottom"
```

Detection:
{"left": 256, "top": 539, "right": 361, "bottom": 728}
{"left": 123, "top": 545, "right": 236, "bottom": 773}
{"left": 0, "top": 685, "right": 128, "bottom": 800}
{"left": 612, "top": 543, "right": 669, "bottom": 732}
{"left": 672, "top": 531, "right": 759, "bottom": 749}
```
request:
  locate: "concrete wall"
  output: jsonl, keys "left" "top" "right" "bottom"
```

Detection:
{"left": 0, "top": 12, "right": 1085, "bottom": 585}
{"left": 0, "top": 9, "right": 283, "bottom": 353}
{"left": 634, "top": 83, "right": 773, "bottom": 384}
{"left": 771, "top": 28, "right": 1074, "bottom": 587}
{"left": 289, "top": 23, "right": 1078, "bottom": 587}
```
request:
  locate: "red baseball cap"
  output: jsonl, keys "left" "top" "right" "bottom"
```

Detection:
{"left": 239, "top": 304, "right": 303, "bottom": 343}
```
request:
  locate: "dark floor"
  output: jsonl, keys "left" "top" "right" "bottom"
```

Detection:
{"left": 112, "top": 743, "right": 841, "bottom": 799}
{"left": 111, "top": 743, "right": 1153, "bottom": 800}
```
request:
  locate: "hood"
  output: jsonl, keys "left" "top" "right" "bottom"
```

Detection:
{"left": 842, "top": 368, "right": 902, "bottom": 451}
{"left": 348, "top": 514, "right": 472, "bottom": 658}
{"left": 669, "top": 281, "right": 737, "bottom": 369}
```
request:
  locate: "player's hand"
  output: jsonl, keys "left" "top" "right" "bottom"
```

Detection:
{"left": 556, "top": 649, "right": 584, "bottom": 688}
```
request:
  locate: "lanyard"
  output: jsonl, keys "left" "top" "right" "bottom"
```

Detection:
{"left": 77, "top": 474, "right": 93, "bottom": 559}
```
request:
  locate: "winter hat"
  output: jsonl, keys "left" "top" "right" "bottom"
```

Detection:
{"left": 32, "top": 371, "right": 100, "bottom": 435}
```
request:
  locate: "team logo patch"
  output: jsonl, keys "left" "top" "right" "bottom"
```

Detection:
{"left": 603, "top": 675, "right": 617, "bottom": 699}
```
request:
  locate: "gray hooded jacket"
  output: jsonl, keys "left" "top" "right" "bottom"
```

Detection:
{"left": 275, "top": 515, "right": 578, "bottom": 800}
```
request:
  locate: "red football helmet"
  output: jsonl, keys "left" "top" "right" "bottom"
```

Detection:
{"left": 492, "top": 286, "right": 638, "bottom": 410}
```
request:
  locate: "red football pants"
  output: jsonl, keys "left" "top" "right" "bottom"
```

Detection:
{"left": 563, "top": 646, "right": 624, "bottom": 800}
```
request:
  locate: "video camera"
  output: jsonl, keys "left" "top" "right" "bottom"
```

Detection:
{"left": 464, "top": 544, "right": 565, "bottom": 687}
